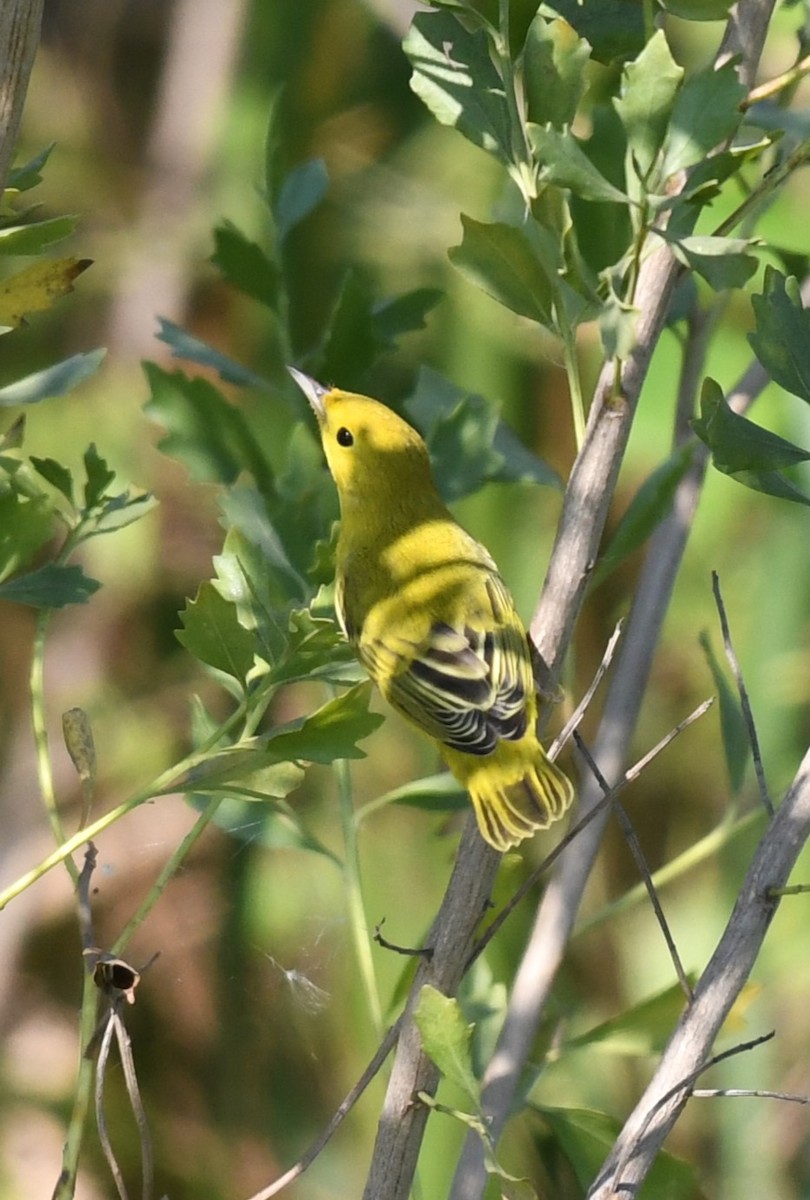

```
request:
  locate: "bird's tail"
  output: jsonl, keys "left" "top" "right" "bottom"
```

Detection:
{"left": 467, "top": 751, "right": 573, "bottom": 853}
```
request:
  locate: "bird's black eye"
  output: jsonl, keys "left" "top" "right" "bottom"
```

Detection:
{"left": 336, "top": 427, "right": 354, "bottom": 447}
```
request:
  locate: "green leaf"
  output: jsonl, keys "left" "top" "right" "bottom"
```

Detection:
{"left": 749, "top": 267, "right": 810, "bottom": 403}
{"left": 0, "top": 349, "right": 106, "bottom": 407}
{"left": 274, "top": 158, "right": 329, "bottom": 240}
{"left": 536, "top": 0, "right": 644, "bottom": 64}
{"left": 211, "top": 220, "right": 279, "bottom": 308}
{"left": 593, "top": 444, "right": 695, "bottom": 587}
{"left": 404, "top": 11, "right": 512, "bottom": 163}
{"left": 0, "top": 216, "right": 77, "bottom": 255}
{"left": 665, "top": 234, "right": 759, "bottom": 290}
{"left": 564, "top": 978, "right": 696, "bottom": 1055}
{"left": 88, "top": 492, "right": 157, "bottom": 535}
{"left": 30, "top": 456, "right": 74, "bottom": 503}
{"left": 177, "top": 581, "right": 256, "bottom": 684}
{"left": 407, "top": 368, "right": 559, "bottom": 502}
{"left": 263, "top": 680, "right": 383, "bottom": 764}
{"left": 83, "top": 444, "right": 115, "bottom": 508}
{"left": 367, "top": 772, "right": 467, "bottom": 815}
{"left": 522, "top": 15, "right": 591, "bottom": 130}
{"left": 527, "top": 124, "right": 630, "bottom": 204}
{"left": 156, "top": 319, "right": 271, "bottom": 390}
{"left": 700, "top": 632, "right": 750, "bottom": 794}
{"left": 693, "top": 377, "right": 810, "bottom": 506}
{"left": 449, "top": 215, "right": 554, "bottom": 326}
{"left": 660, "top": 59, "right": 745, "bottom": 179}
{"left": 7, "top": 144, "right": 55, "bottom": 192}
{"left": 598, "top": 291, "right": 638, "bottom": 360}
{"left": 0, "top": 492, "right": 53, "bottom": 582}
{"left": 0, "top": 562, "right": 101, "bottom": 608}
{"left": 414, "top": 985, "right": 481, "bottom": 1104}
{"left": 372, "top": 287, "right": 444, "bottom": 343}
{"left": 614, "top": 30, "right": 683, "bottom": 183}
{"left": 144, "top": 362, "right": 266, "bottom": 485}
{"left": 534, "top": 1106, "right": 701, "bottom": 1199}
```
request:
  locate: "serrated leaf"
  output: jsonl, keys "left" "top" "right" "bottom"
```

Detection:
{"left": 660, "top": 59, "right": 745, "bottom": 179}
{"left": 0, "top": 349, "right": 106, "bottom": 406}
{"left": 88, "top": 492, "right": 157, "bottom": 535}
{"left": 30, "top": 456, "right": 74, "bottom": 502}
{"left": 156, "top": 318, "right": 271, "bottom": 389}
{"left": 0, "top": 562, "right": 101, "bottom": 608}
{"left": 368, "top": 772, "right": 467, "bottom": 815}
{"left": 0, "top": 216, "right": 77, "bottom": 255}
{"left": 404, "top": 11, "right": 512, "bottom": 163}
{"left": 522, "top": 15, "right": 591, "bottom": 130}
{"left": 83, "top": 444, "right": 115, "bottom": 508}
{"left": 749, "top": 267, "right": 810, "bottom": 404}
{"left": 372, "top": 287, "right": 444, "bottom": 342}
{"left": 535, "top": 0, "right": 644, "bottom": 65}
{"left": 144, "top": 362, "right": 266, "bottom": 485}
{"left": 0, "top": 492, "right": 54, "bottom": 582}
{"left": 414, "top": 985, "right": 481, "bottom": 1104}
{"left": 0, "top": 257, "right": 92, "bottom": 328}
{"left": 211, "top": 220, "right": 279, "bottom": 308}
{"left": 593, "top": 444, "right": 695, "bottom": 587}
{"left": 407, "top": 367, "right": 559, "bottom": 499}
{"left": 449, "top": 215, "right": 554, "bottom": 326}
{"left": 693, "top": 377, "right": 810, "bottom": 505}
{"left": 700, "top": 632, "right": 750, "bottom": 794}
{"left": 274, "top": 158, "right": 329, "bottom": 240}
{"left": 527, "top": 124, "right": 630, "bottom": 204}
{"left": 177, "top": 581, "right": 256, "bottom": 684}
{"left": 614, "top": 30, "right": 683, "bottom": 183}
{"left": 665, "top": 234, "right": 759, "bottom": 290}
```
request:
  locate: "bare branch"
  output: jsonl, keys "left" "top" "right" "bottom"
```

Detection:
{"left": 0, "top": 0, "right": 44, "bottom": 196}
{"left": 588, "top": 751, "right": 810, "bottom": 1197}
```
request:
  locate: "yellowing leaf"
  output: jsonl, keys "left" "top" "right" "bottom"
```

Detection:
{"left": 0, "top": 257, "right": 92, "bottom": 328}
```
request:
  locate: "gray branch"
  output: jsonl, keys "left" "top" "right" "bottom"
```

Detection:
{"left": 0, "top": 0, "right": 44, "bottom": 196}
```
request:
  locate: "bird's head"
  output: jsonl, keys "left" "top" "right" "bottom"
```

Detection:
{"left": 288, "top": 368, "right": 434, "bottom": 506}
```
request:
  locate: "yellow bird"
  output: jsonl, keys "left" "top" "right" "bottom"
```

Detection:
{"left": 289, "top": 368, "right": 573, "bottom": 852}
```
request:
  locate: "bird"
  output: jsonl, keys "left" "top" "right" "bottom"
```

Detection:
{"left": 288, "top": 367, "right": 573, "bottom": 851}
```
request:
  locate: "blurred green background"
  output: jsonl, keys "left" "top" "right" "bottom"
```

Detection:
{"left": 1, "top": 2, "right": 810, "bottom": 1198}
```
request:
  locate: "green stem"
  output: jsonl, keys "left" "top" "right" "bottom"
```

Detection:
{"left": 0, "top": 697, "right": 252, "bottom": 912}
{"left": 30, "top": 607, "right": 79, "bottom": 884}
{"left": 335, "top": 756, "right": 382, "bottom": 1036}
{"left": 562, "top": 326, "right": 586, "bottom": 451}
{"left": 112, "top": 795, "right": 225, "bottom": 956}
{"left": 52, "top": 964, "right": 100, "bottom": 1200}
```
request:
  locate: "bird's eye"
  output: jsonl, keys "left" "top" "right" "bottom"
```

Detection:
{"left": 336, "top": 427, "right": 354, "bottom": 447}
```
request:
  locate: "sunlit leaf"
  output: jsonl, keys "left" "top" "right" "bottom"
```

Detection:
{"left": 660, "top": 59, "right": 745, "bottom": 179}
{"left": 449, "top": 215, "right": 554, "bottom": 326}
{"left": 665, "top": 234, "right": 759, "bottom": 290}
{"left": 537, "top": 0, "right": 644, "bottom": 64}
{"left": 0, "top": 492, "right": 53, "bottom": 582}
{"left": 7, "top": 143, "right": 55, "bottom": 192}
{"left": 614, "top": 31, "right": 683, "bottom": 183}
{"left": 177, "top": 581, "right": 256, "bottom": 684}
{"left": 404, "top": 11, "right": 512, "bottom": 163}
{"left": 0, "top": 257, "right": 92, "bottom": 328}
{"left": 522, "top": 15, "right": 591, "bottom": 130}
{"left": 414, "top": 985, "right": 481, "bottom": 1104}
{"left": 0, "top": 216, "right": 77, "bottom": 255}
{"left": 564, "top": 978, "right": 695, "bottom": 1055}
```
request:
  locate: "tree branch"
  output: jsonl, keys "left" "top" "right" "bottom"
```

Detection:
{"left": 588, "top": 748, "right": 810, "bottom": 1197}
{"left": 0, "top": 0, "right": 44, "bottom": 196}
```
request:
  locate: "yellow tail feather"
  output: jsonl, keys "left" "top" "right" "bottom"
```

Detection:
{"left": 466, "top": 754, "right": 573, "bottom": 853}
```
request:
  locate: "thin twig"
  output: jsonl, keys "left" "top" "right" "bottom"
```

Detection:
{"left": 573, "top": 731, "right": 693, "bottom": 1002}
{"left": 95, "top": 1014, "right": 129, "bottom": 1200}
{"left": 374, "top": 920, "right": 434, "bottom": 960}
{"left": 113, "top": 1012, "right": 154, "bottom": 1200}
{"left": 711, "top": 570, "right": 773, "bottom": 816}
{"left": 692, "top": 1087, "right": 810, "bottom": 1103}
{"left": 550, "top": 621, "right": 624, "bottom": 759}
{"left": 245, "top": 1022, "right": 402, "bottom": 1200}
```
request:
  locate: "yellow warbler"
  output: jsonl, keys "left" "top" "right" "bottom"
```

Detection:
{"left": 289, "top": 368, "right": 573, "bottom": 852}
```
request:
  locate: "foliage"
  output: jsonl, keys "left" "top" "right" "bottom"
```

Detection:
{"left": 2, "top": 2, "right": 810, "bottom": 1199}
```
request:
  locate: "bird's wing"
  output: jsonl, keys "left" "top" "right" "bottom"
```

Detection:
{"left": 362, "top": 576, "right": 532, "bottom": 757}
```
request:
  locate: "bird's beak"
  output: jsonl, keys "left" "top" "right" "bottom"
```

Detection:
{"left": 287, "top": 366, "right": 329, "bottom": 421}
